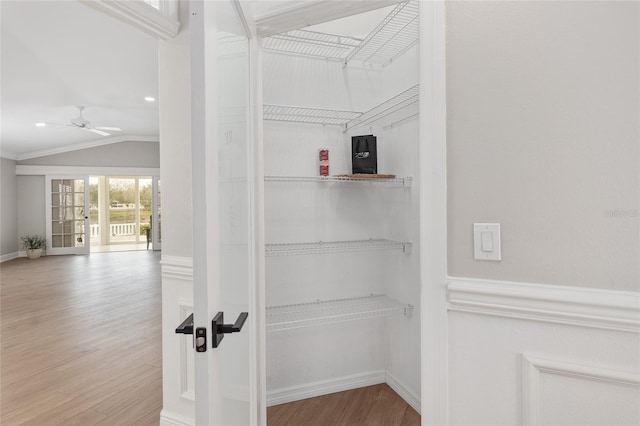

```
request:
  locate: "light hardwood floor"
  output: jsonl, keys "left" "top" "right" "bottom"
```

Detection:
{"left": 267, "top": 384, "right": 421, "bottom": 426}
{"left": 1, "top": 251, "right": 162, "bottom": 426}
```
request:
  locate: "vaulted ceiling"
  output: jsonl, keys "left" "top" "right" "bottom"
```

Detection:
{"left": 0, "top": 0, "right": 398, "bottom": 160}
{"left": 1, "top": 1, "right": 159, "bottom": 159}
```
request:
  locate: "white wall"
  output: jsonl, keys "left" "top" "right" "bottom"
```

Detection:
{"left": 0, "top": 157, "right": 18, "bottom": 258}
{"left": 16, "top": 175, "right": 45, "bottom": 246}
{"left": 13, "top": 140, "right": 161, "bottom": 256}
{"left": 446, "top": 2, "right": 640, "bottom": 424}
{"left": 447, "top": 0, "right": 639, "bottom": 291}
{"left": 17, "top": 141, "right": 159, "bottom": 168}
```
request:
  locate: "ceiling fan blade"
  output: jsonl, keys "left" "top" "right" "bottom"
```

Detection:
{"left": 94, "top": 126, "right": 122, "bottom": 131}
{"left": 85, "top": 128, "right": 111, "bottom": 136}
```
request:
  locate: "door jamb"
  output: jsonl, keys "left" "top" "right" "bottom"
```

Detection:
{"left": 419, "top": 1, "right": 449, "bottom": 425}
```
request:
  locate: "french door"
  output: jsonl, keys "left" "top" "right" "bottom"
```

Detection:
{"left": 190, "top": 0, "right": 261, "bottom": 425}
{"left": 45, "top": 176, "right": 90, "bottom": 255}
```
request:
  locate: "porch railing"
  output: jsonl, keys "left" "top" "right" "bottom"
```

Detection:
{"left": 90, "top": 223, "right": 138, "bottom": 237}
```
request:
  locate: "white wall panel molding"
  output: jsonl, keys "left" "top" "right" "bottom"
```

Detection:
{"left": 448, "top": 277, "right": 640, "bottom": 333}
{"left": 16, "top": 165, "right": 160, "bottom": 177}
{"left": 266, "top": 370, "right": 386, "bottom": 407}
{"left": 385, "top": 371, "right": 421, "bottom": 414}
{"left": 161, "top": 256, "right": 193, "bottom": 281}
{"left": 0, "top": 252, "right": 19, "bottom": 263}
{"left": 159, "top": 409, "right": 195, "bottom": 426}
{"left": 178, "top": 301, "right": 195, "bottom": 402}
{"left": 522, "top": 354, "right": 640, "bottom": 425}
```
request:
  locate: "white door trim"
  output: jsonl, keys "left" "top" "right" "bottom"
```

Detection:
{"left": 419, "top": 1, "right": 449, "bottom": 425}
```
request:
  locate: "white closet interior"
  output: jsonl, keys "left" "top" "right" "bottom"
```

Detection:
{"left": 260, "top": 0, "right": 421, "bottom": 411}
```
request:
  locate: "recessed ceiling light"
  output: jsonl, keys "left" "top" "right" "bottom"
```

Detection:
{"left": 35, "top": 122, "right": 46, "bottom": 127}
{"left": 144, "top": 96, "right": 156, "bottom": 102}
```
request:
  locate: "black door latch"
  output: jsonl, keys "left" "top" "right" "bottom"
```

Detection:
{"left": 212, "top": 312, "right": 248, "bottom": 348}
{"left": 176, "top": 312, "right": 248, "bottom": 350}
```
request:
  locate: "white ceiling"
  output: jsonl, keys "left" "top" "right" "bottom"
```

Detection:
{"left": 0, "top": 1, "right": 399, "bottom": 160}
{"left": 1, "top": 1, "right": 159, "bottom": 159}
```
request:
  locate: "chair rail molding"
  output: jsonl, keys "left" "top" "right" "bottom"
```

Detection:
{"left": 160, "top": 256, "right": 193, "bottom": 281}
{"left": 522, "top": 354, "right": 640, "bottom": 426}
{"left": 448, "top": 277, "right": 640, "bottom": 333}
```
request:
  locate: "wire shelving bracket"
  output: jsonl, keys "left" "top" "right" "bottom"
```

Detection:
{"left": 266, "top": 294, "right": 414, "bottom": 332}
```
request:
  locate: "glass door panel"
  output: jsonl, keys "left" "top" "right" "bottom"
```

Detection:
{"left": 46, "top": 177, "right": 89, "bottom": 255}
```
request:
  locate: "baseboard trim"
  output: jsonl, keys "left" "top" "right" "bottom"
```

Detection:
{"left": 267, "top": 370, "right": 386, "bottom": 407}
{"left": 385, "top": 371, "right": 421, "bottom": 414}
{"left": 448, "top": 277, "right": 640, "bottom": 333}
{"left": 0, "top": 252, "right": 19, "bottom": 263}
{"left": 159, "top": 409, "right": 195, "bottom": 426}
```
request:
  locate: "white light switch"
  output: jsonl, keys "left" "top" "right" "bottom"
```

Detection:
{"left": 481, "top": 231, "right": 493, "bottom": 252}
{"left": 474, "top": 223, "right": 501, "bottom": 261}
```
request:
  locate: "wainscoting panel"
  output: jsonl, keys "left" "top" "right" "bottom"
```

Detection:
{"left": 447, "top": 277, "right": 640, "bottom": 425}
{"left": 522, "top": 354, "right": 640, "bottom": 425}
{"left": 160, "top": 256, "right": 195, "bottom": 426}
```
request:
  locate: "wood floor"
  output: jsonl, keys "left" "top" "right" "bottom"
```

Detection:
{"left": 267, "top": 384, "right": 421, "bottom": 426}
{"left": 0, "top": 251, "right": 162, "bottom": 426}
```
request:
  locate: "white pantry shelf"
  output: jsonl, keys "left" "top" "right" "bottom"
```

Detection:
{"left": 263, "top": 84, "right": 418, "bottom": 129}
{"left": 344, "top": 1, "right": 419, "bottom": 66}
{"left": 263, "top": 104, "right": 362, "bottom": 126}
{"left": 265, "top": 239, "right": 412, "bottom": 257}
{"left": 266, "top": 294, "right": 413, "bottom": 332}
{"left": 262, "top": 1, "right": 419, "bottom": 66}
{"left": 263, "top": 29, "right": 362, "bottom": 60}
{"left": 344, "top": 84, "right": 419, "bottom": 131}
{"left": 265, "top": 175, "right": 412, "bottom": 186}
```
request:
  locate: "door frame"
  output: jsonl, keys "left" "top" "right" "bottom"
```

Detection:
{"left": 418, "top": 1, "right": 449, "bottom": 425}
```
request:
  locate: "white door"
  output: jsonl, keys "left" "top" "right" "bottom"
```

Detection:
{"left": 45, "top": 176, "right": 90, "bottom": 255}
{"left": 190, "top": 0, "right": 261, "bottom": 425}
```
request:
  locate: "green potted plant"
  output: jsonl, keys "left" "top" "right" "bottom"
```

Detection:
{"left": 21, "top": 235, "right": 47, "bottom": 259}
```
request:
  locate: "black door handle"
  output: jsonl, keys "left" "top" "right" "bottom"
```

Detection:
{"left": 212, "top": 312, "right": 248, "bottom": 348}
{"left": 175, "top": 313, "right": 194, "bottom": 334}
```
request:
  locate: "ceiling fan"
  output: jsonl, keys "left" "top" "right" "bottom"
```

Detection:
{"left": 46, "top": 106, "right": 122, "bottom": 136}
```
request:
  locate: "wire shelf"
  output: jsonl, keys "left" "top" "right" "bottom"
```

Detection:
{"left": 263, "top": 104, "right": 362, "bottom": 126}
{"left": 264, "top": 175, "right": 411, "bottom": 186}
{"left": 263, "top": 29, "right": 362, "bottom": 60}
{"left": 262, "top": 1, "right": 418, "bottom": 65}
{"left": 266, "top": 294, "right": 413, "bottom": 332}
{"left": 344, "top": 1, "right": 419, "bottom": 66}
{"left": 345, "top": 84, "right": 419, "bottom": 131}
{"left": 218, "top": 31, "right": 247, "bottom": 58}
{"left": 265, "top": 239, "right": 411, "bottom": 257}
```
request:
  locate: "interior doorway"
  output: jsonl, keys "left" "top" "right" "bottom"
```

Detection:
{"left": 89, "top": 175, "right": 161, "bottom": 253}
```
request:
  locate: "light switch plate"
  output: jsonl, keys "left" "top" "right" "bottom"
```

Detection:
{"left": 473, "top": 223, "right": 501, "bottom": 261}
